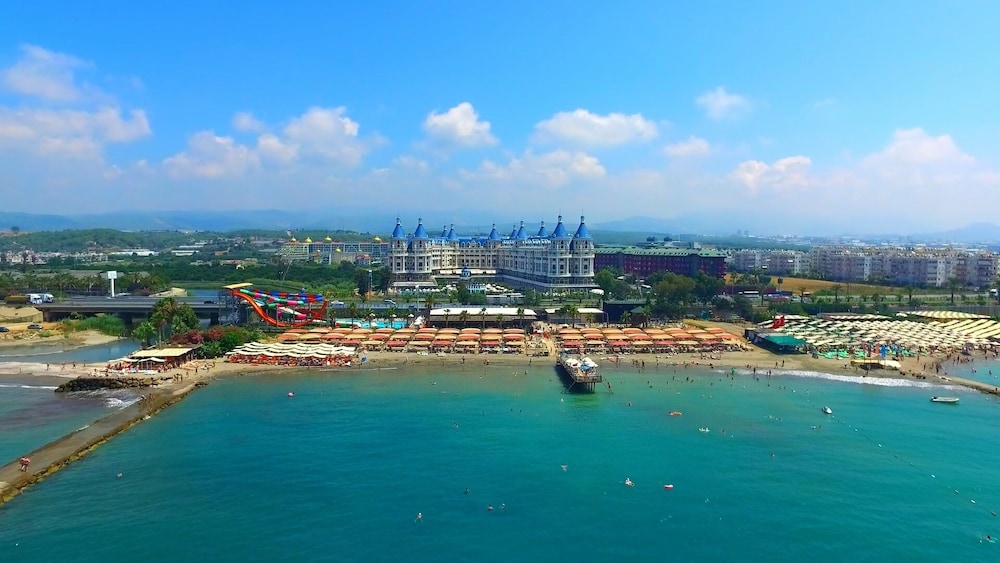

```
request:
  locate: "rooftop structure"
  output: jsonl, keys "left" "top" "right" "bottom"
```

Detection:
{"left": 594, "top": 246, "right": 727, "bottom": 278}
{"left": 388, "top": 216, "right": 595, "bottom": 291}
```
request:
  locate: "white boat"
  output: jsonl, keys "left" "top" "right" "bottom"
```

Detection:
{"left": 698, "top": 427, "right": 710, "bottom": 433}
{"left": 930, "top": 396, "right": 960, "bottom": 404}
{"left": 822, "top": 406, "right": 833, "bottom": 415}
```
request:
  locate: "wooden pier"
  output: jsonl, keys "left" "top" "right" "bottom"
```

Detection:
{"left": 555, "top": 354, "right": 602, "bottom": 393}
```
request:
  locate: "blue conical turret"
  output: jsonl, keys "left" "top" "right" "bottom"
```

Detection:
{"left": 441, "top": 225, "right": 448, "bottom": 237}
{"left": 413, "top": 218, "right": 429, "bottom": 239}
{"left": 536, "top": 221, "right": 549, "bottom": 238}
{"left": 551, "top": 215, "right": 570, "bottom": 238}
{"left": 573, "top": 215, "right": 591, "bottom": 239}
{"left": 509, "top": 224, "right": 518, "bottom": 239}
{"left": 447, "top": 224, "right": 459, "bottom": 242}
{"left": 515, "top": 221, "right": 528, "bottom": 240}
{"left": 488, "top": 223, "right": 500, "bottom": 241}
{"left": 391, "top": 217, "right": 405, "bottom": 239}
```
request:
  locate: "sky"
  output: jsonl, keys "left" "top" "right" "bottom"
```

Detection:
{"left": 2, "top": 1, "right": 1000, "bottom": 234}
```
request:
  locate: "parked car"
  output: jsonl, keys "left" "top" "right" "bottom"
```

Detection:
{"left": 0, "top": 326, "right": 8, "bottom": 332}
{"left": 27, "top": 324, "right": 43, "bottom": 330}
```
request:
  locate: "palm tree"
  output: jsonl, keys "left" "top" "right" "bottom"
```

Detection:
{"left": 387, "top": 305, "right": 399, "bottom": 329}
{"left": 443, "top": 308, "right": 451, "bottom": 328}
{"left": 516, "top": 307, "right": 525, "bottom": 328}
{"left": 480, "top": 307, "right": 488, "bottom": 329}
{"left": 495, "top": 313, "right": 504, "bottom": 329}
{"left": 459, "top": 310, "right": 470, "bottom": 328}
{"left": 831, "top": 284, "right": 842, "bottom": 303}
{"left": 946, "top": 276, "right": 962, "bottom": 305}
{"left": 621, "top": 311, "right": 632, "bottom": 327}
{"left": 562, "top": 304, "right": 579, "bottom": 326}
{"left": 347, "top": 303, "right": 359, "bottom": 327}
{"left": 424, "top": 293, "right": 436, "bottom": 311}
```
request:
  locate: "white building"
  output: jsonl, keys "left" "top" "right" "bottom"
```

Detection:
{"left": 388, "top": 215, "right": 596, "bottom": 291}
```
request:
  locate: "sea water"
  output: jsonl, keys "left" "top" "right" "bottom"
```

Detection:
{"left": 0, "top": 377, "right": 141, "bottom": 463}
{"left": 0, "top": 339, "right": 140, "bottom": 364}
{"left": 2, "top": 364, "right": 1000, "bottom": 561}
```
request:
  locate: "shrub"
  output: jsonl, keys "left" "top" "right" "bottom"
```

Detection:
{"left": 5, "top": 295, "right": 28, "bottom": 305}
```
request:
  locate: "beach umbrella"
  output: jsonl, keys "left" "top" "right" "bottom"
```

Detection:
{"left": 483, "top": 328, "right": 503, "bottom": 334}
{"left": 460, "top": 328, "right": 481, "bottom": 333}
{"left": 480, "top": 334, "right": 502, "bottom": 341}
{"left": 435, "top": 333, "right": 458, "bottom": 340}
{"left": 694, "top": 334, "right": 717, "bottom": 340}
{"left": 321, "top": 333, "right": 343, "bottom": 340}
{"left": 370, "top": 333, "right": 391, "bottom": 340}
{"left": 418, "top": 327, "right": 438, "bottom": 333}
{"left": 705, "top": 327, "right": 726, "bottom": 334}
{"left": 456, "top": 341, "right": 478, "bottom": 347}
{"left": 503, "top": 334, "right": 525, "bottom": 340}
{"left": 585, "top": 340, "right": 606, "bottom": 346}
{"left": 675, "top": 340, "right": 699, "bottom": 346}
{"left": 438, "top": 328, "right": 461, "bottom": 334}
{"left": 414, "top": 332, "right": 435, "bottom": 340}
{"left": 504, "top": 328, "right": 525, "bottom": 334}
{"left": 623, "top": 328, "right": 644, "bottom": 334}
{"left": 559, "top": 334, "right": 584, "bottom": 340}
{"left": 409, "top": 340, "right": 431, "bottom": 347}
{"left": 385, "top": 340, "right": 407, "bottom": 347}
{"left": 375, "top": 327, "right": 395, "bottom": 334}
{"left": 308, "top": 327, "right": 332, "bottom": 333}
{"left": 457, "top": 333, "right": 480, "bottom": 340}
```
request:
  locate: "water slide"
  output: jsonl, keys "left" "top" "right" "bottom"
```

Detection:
{"left": 230, "top": 288, "right": 328, "bottom": 328}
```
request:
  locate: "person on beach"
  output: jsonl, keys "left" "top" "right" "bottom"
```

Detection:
{"left": 19, "top": 457, "right": 30, "bottom": 472}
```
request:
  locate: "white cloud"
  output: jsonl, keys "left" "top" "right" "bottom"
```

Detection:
{"left": 162, "top": 106, "right": 374, "bottom": 177}
{"left": 730, "top": 155, "right": 812, "bottom": 192}
{"left": 232, "top": 111, "right": 264, "bottom": 133}
{"left": 0, "top": 106, "right": 150, "bottom": 157}
{"left": 468, "top": 149, "right": 605, "bottom": 188}
{"left": 282, "top": 106, "right": 369, "bottom": 165}
{"left": 696, "top": 87, "right": 751, "bottom": 120}
{"left": 812, "top": 97, "right": 837, "bottom": 110}
{"left": 163, "top": 132, "right": 259, "bottom": 178}
{"left": 533, "top": 109, "right": 658, "bottom": 146}
{"left": 664, "top": 136, "right": 711, "bottom": 158}
{"left": 1, "top": 44, "right": 93, "bottom": 101}
{"left": 422, "top": 102, "right": 496, "bottom": 148}
{"left": 394, "top": 155, "right": 430, "bottom": 172}
{"left": 863, "top": 128, "right": 973, "bottom": 168}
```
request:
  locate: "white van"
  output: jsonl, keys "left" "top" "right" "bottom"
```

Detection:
{"left": 43, "top": 293, "right": 55, "bottom": 303}
{"left": 27, "top": 293, "right": 43, "bottom": 305}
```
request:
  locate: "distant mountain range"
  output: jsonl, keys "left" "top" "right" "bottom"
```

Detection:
{"left": 2, "top": 210, "right": 1000, "bottom": 244}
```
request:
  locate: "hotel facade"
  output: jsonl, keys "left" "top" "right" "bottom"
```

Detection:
{"left": 388, "top": 215, "right": 596, "bottom": 291}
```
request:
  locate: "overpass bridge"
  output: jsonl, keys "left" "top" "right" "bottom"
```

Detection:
{"left": 35, "top": 296, "right": 231, "bottom": 325}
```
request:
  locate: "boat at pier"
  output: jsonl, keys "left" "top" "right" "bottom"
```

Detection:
{"left": 555, "top": 354, "right": 602, "bottom": 392}
{"left": 930, "top": 396, "right": 960, "bottom": 404}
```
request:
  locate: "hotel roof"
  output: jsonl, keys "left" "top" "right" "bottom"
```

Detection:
{"left": 594, "top": 246, "right": 728, "bottom": 257}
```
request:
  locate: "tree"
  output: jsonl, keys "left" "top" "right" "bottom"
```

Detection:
{"left": 495, "top": 313, "right": 504, "bottom": 328}
{"left": 443, "top": 308, "right": 451, "bottom": 328}
{"left": 347, "top": 303, "right": 359, "bottom": 326}
{"left": 459, "top": 310, "right": 470, "bottom": 327}
{"left": 946, "top": 276, "right": 962, "bottom": 305}
{"left": 831, "top": 284, "right": 842, "bottom": 303}
{"left": 386, "top": 305, "right": 399, "bottom": 329}
{"left": 594, "top": 269, "right": 616, "bottom": 301}
{"left": 561, "top": 303, "right": 579, "bottom": 326}
{"left": 516, "top": 307, "right": 525, "bottom": 327}
{"left": 424, "top": 293, "right": 436, "bottom": 310}
{"left": 132, "top": 321, "right": 156, "bottom": 347}
{"left": 480, "top": 306, "right": 488, "bottom": 329}
{"left": 620, "top": 311, "right": 632, "bottom": 326}
{"left": 456, "top": 281, "right": 473, "bottom": 305}
{"left": 692, "top": 271, "right": 723, "bottom": 304}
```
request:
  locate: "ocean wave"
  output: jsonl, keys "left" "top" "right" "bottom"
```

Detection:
{"left": 734, "top": 368, "right": 963, "bottom": 390}
{"left": 104, "top": 396, "right": 140, "bottom": 409}
{"left": 0, "top": 383, "right": 58, "bottom": 390}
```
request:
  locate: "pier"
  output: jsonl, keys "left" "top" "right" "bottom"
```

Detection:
{"left": 555, "top": 354, "right": 602, "bottom": 393}
{"left": 0, "top": 380, "right": 206, "bottom": 507}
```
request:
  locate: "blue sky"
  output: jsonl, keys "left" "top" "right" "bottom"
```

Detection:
{"left": 2, "top": 1, "right": 999, "bottom": 233}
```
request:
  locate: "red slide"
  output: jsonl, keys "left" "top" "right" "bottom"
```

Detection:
{"left": 230, "top": 290, "right": 328, "bottom": 328}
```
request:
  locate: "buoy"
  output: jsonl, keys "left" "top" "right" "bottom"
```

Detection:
{"left": 664, "top": 484, "right": 674, "bottom": 490}
{"left": 287, "top": 392, "right": 295, "bottom": 397}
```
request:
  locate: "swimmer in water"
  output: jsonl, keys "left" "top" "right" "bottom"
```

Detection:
{"left": 487, "top": 505, "right": 494, "bottom": 511}
{"left": 625, "top": 478, "right": 634, "bottom": 487}
{"left": 561, "top": 465, "right": 568, "bottom": 471}
{"left": 464, "top": 488, "right": 470, "bottom": 495}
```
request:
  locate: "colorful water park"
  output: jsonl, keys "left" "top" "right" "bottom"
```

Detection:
{"left": 226, "top": 283, "right": 327, "bottom": 328}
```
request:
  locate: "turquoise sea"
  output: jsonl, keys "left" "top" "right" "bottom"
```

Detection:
{"left": 3, "top": 360, "right": 1000, "bottom": 561}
